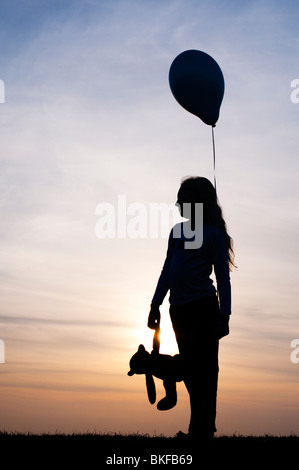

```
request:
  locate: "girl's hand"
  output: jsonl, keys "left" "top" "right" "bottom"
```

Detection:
{"left": 217, "top": 314, "right": 230, "bottom": 339}
{"left": 147, "top": 303, "right": 161, "bottom": 330}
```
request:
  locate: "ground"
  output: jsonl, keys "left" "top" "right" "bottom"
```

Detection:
{"left": 0, "top": 432, "right": 297, "bottom": 467}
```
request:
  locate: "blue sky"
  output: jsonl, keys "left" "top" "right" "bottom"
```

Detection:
{"left": 0, "top": 0, "right": 299, "bottom": 436}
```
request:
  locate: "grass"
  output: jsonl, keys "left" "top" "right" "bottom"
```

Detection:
{"left": 0, "top": 432, "right": 298, "bottom": 467}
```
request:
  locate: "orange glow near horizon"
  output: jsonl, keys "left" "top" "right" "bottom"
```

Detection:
{"left": 1, "top": 295, "right": 299, "bottom": 437}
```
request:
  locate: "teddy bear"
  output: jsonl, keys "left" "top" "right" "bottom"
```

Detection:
{"left": 127, "top": 343, "right": 184, "bottom": 411}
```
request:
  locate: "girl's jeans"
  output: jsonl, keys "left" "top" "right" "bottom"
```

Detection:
{"left": 170, "top": 294, "right": 219, "bottom": 436}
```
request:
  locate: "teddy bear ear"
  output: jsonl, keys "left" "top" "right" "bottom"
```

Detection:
{"left": 138, "top": 344, "right": 145, "bottom": 351}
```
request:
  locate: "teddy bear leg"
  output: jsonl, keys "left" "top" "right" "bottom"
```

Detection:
{"left": 157, "top": 379, "right": 177, "bottom": 411}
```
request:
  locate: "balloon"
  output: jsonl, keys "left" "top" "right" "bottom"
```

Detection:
{"left": 169, "top": 49, "right": 225, "bottom": 126}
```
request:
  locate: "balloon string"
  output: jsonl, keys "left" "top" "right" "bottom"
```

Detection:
{"left": 211, "top": 125, "right": 217, "bottom": 195}
{"left": 211, "top": 125, "right": 220, "bottom": 305}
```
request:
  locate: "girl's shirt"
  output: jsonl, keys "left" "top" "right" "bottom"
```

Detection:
{"left": 152, "top": 222, "right": 231, "bottom": 315}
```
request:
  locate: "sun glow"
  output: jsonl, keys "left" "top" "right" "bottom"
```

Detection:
{"left": 135, "top": 313, "right": 179, "bottom": 357}
{"left": 158, "top": 325, "right": 179, "bottom": 356}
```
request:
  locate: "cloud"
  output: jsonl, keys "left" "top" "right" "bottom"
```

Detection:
{"left": 0, "top": 314, "right": 132, "bottom": 328}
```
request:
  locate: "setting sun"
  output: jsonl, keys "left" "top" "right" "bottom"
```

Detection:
{"left": 134, "top": 310, "right": 179, "bottom": 357}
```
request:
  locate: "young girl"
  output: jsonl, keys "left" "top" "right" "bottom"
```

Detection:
{"left": 147, "top": 176, "right": 235, "bottom": 440}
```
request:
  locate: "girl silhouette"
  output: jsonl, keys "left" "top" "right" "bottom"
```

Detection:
{"left": 148, "top": 176, "right": 236, "bottom": 440}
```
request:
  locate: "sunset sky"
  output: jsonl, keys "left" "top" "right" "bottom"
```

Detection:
{"left": 1, "top": 0, "right": 299, "bottom": 436}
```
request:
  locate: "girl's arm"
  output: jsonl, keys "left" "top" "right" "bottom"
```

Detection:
{"left": 148, "top": 230, "right": 174, "bottom": 330}
{"left": 213, "top": 229, "right": 231, "bottom": 316}
{"left": 151, "top": 229, "right": 174, "bottom": 306}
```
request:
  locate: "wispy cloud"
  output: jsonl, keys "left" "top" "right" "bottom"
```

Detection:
{"left": 0, "top": 314, "right": 133, "bottom": 328}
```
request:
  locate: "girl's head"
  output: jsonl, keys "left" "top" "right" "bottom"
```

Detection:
{"left": 176, "top": 176, "right": 217, "bottom": 221}
{"left": 176, "top": 176, "right": 236, "bottom": 270}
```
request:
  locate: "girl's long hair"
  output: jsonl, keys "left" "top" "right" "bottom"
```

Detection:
{"left": 178, "top": 176, "right": 237, "bottom": 271}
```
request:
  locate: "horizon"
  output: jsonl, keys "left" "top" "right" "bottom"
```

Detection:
{"left": 0, "top": 0, "right": 299, "bottom": 437}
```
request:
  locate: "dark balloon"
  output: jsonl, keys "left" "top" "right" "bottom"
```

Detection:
{"left": 169, "top": 50, "right": 225, "bottom": 126}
